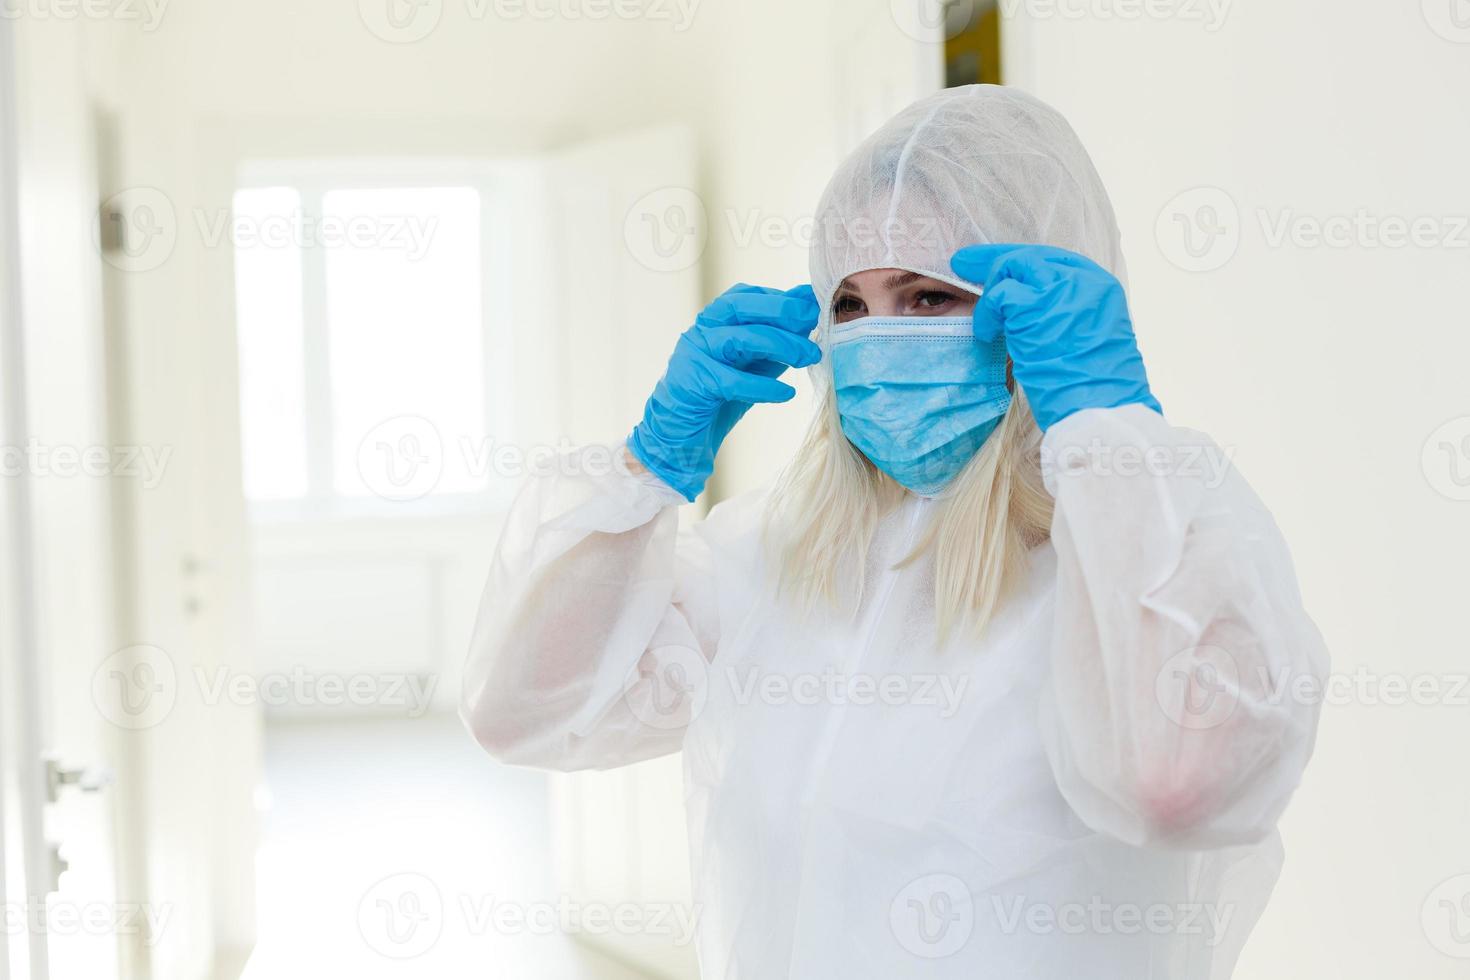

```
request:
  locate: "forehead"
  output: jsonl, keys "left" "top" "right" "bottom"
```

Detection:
{"left": 836, "top": 269, "right": 927, "bottom": 293}
{"left": 835, "top": 268, "right": 979, "bottom": 296}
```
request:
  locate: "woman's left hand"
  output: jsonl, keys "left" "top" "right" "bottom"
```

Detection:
{"left": 950, "top": 244, "right": 1162, "bottom": 431}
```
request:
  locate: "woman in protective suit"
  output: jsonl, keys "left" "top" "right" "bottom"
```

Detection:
{"left": 461, "top": 84, "right": 1328, "bottom": 979}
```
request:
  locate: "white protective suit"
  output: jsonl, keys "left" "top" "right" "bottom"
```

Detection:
{"left": 462, "top": 85, "right": 1328, "bottom": 978}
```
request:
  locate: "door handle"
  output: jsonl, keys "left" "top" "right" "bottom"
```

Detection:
{"left": 44, "top": 758, "right": 115, "bottom": 803}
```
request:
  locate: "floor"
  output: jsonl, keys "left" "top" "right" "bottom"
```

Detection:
{"left": 241, "top": 713, "right": 654, "bottom": 980}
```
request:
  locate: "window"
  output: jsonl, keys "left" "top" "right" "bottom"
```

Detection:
{"left": 234, "top": 186, "right": 309, "bottom": 500}
{"left": 232, "top": 166, "right": 500, "bottom": 516}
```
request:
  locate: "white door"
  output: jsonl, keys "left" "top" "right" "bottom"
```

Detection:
{"left": 0, "top": 15, "right": 129, "bottom": 980}
{"left": 0, "top": 17, "right": 47, "bottom": 979}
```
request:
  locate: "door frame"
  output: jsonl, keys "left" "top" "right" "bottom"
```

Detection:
{"left": 0, "top": 12, "right": 55, "bottom": 980}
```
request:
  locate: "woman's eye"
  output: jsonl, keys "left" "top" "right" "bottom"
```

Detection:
{"left": 915, "top": 290, "right": 958, "bottom": 309}
{"left": 833, "top": 295, "right": 865, "bottom": 315}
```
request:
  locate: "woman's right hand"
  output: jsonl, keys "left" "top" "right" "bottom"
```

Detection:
{"left": 626, "top": 283, "right": 820, "bottom": 500}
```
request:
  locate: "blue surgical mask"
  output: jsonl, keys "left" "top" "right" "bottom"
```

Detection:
{"left": 830, "top": 315, "right": 1011, "bottom": 496}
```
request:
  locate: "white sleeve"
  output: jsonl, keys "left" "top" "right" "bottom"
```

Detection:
{"left": 459, "top": 446, "right": 719, "bottom": 772}
{"left": 1037, "top": 405, "right": 1329, "bottom": 849}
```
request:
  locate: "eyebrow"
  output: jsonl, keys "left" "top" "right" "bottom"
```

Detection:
{"left": 834, "top": 271, "right": 926, "bottom": 294}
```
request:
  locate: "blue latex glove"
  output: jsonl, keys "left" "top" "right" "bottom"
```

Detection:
{"left": 950, "top": 244, "right": 1162, "bottom": 431}
{"left": 628, "top": 283, "right": 821, "bottom": 500}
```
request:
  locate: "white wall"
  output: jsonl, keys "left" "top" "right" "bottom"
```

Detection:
{"left": 1005, "top": 3, "right": 1470, "bottom": 976}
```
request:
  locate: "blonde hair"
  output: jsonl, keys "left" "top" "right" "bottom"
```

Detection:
{"left": 764, "top": 383, "right": 1053, "bottom": 643}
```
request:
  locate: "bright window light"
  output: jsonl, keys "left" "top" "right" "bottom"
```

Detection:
{"left": 232, "top": 177, "right": 490, "bottom": 510}
{"left": 322, "top": 187, "right": 486, "bottom": 497}
{"left": 233, "top": 186, "right": 308, "bottom": 501}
